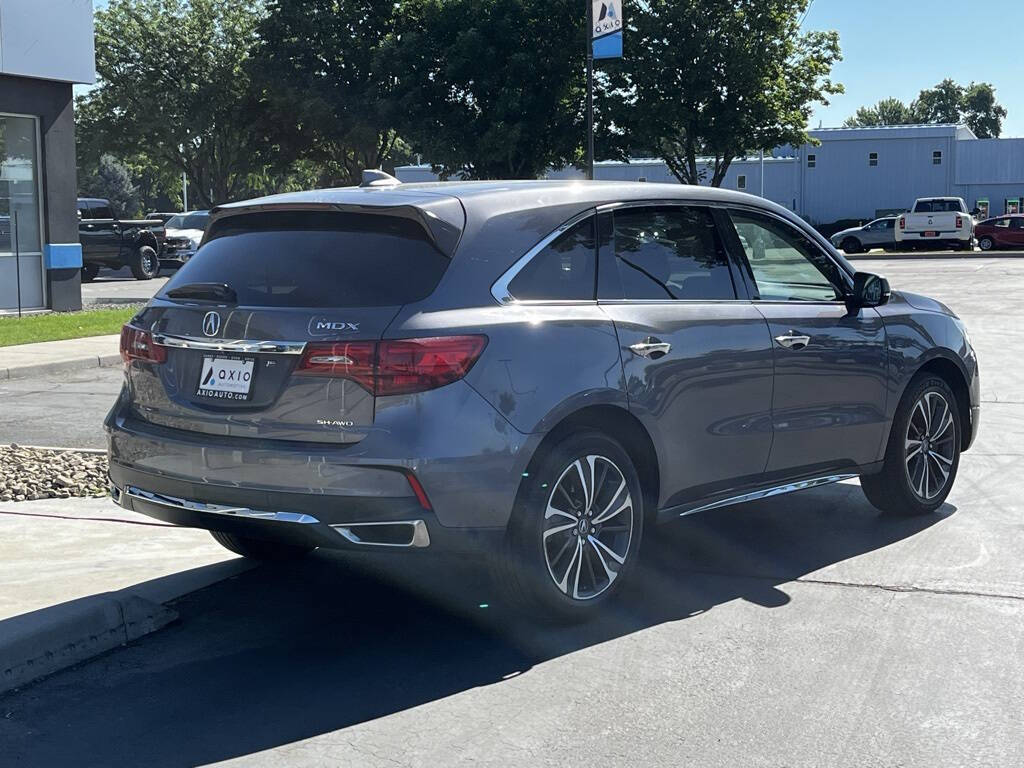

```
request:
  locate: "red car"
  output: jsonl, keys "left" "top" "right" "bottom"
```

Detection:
{"left": 974, "top": 215, "right": 1024, "bottom": 251}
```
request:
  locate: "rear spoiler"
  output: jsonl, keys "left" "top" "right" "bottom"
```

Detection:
{"left": 205, "top": 199, "right": 465, "bottom": 258}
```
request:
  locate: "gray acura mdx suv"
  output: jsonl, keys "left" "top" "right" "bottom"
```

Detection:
{"left": 107, "top": 176, "right": 980, "bottom": 619}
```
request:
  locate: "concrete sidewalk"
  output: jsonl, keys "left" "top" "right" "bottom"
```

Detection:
{"left": 0, "top": 334, "right": 120, "bottom": 380}
{"left": 0, "top": 497, "right": 253, "bottom": 694}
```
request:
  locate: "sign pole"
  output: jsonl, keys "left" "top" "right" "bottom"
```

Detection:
{"left": 14, "top": 211, "right": 23, "bottom": 318}
{"left": 586, "top": 0, "right": 595, "bottom": 180}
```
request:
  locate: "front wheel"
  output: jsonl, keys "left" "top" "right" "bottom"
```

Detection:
{"left": 978, "top": 236, "right": 995, "bottom": 251}
{"left": 495, "top": 431, "right": 645, "bottom": 621}
{"left": 130, "top": 245, "right": 160, "bottom": 280}
{"left": 210, "top": 530, "right": 314, "bottom": 560}
{"left": 861, "top": 375, "right": 961, "bottom": 516}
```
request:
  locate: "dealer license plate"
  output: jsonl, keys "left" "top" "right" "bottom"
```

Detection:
{"left": 196, "top": 356, "right": 255, "bottom": 401}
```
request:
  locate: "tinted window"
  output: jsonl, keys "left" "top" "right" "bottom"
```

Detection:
{"left": 610, "top": 207, "right": 736, "bottom": 300}
{"left": 728, "top": 210, "right": 843, "bottom": 302}
{"left": 507, "top": 218, "right": 596, "bottom": 300}
{"left": 1012, "top": 219, "right": 1024, "bottom": 230}
{"left": 89, "top": 202, "right": 113, "bottom": 219}
{"left": 76, "top": 204, "right": 89, "bottom": 220}
{"left": 914, "top": 199, "right": 961, "bottom": 213}
{"left": 161, "top": 211, "right": 449, "bottom": 308}
{"left": 993, "top": 219, "right": 1011, "bottom": 228}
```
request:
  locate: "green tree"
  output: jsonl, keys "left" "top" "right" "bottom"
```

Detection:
{"left": 608, "top": 0, "right": 842, "bottom": 186}
{"left": 385, "top": 0, "right": 586, "bottom": 179}
{"left": 249, "top": 0, "right": 403, "bottom": 186}
{"left": 79, "top": 154, "right": 141, "bottom": 217}
{"left": 842, "top": 97, "right": 918, "bottom": 128}
{"left": 844, "top": 80, "right": 1007, "bottom": 138}
{"left": 80, "top": 0, "right": 281, "bottom": 208}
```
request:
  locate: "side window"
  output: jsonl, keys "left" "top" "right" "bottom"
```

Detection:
{"left": 507, "top": 217, "right": 596, "bottom": 301}
{"left": 77, "top": 203, "right": 89, "bottom": 220}
{"left": 610, "top": 206, "right": 736, "bottom": 301}
{"left": 994, "top": 219, "right": 1010, "bottom": 228}
{"left": 727, "top": 210, "right": 845, "bottom": 302}
{"left": 90, "top": 203, "right": 114, "bottom": 219}
{"left": 1011, "top": 219, "right": 1024, "bottom": 230}
{"left": 884, "top": 219, "right": 895, "bottom": 230}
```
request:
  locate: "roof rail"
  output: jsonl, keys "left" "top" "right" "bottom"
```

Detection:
{"left": 360, "top": 169, "right": 402, "bottom": 188}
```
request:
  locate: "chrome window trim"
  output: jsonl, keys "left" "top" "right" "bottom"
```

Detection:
{"left": 490, "top": 209, "right": 597, "bottom": 305}
{"left": 152, "top": 333, "right": 307, "bottom": 355}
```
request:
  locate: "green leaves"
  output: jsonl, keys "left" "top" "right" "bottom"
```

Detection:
{"left": 844, "top": 80, "right": 1007, "bottom": 139}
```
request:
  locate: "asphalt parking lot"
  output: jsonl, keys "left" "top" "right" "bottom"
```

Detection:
{"left": 2, "top": 254, "right": 1023, "bottom": 767}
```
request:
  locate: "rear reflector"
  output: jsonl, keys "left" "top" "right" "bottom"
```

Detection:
{"left": 120, "top": 324, "right": 166, "bottom": 365}
{"left": 296, "top": 335, "right": 487, "bottom": 395}
{"left": 404, "top": 471, "right": 433, "bottom": 510}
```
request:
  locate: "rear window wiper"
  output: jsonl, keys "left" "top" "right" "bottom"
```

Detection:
{"left": 165, "top": 282, "right": 238, "bottom": 303}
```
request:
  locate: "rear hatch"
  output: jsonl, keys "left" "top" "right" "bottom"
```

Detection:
{"left": 121, "top": 205, "right": 461, "bottom": 444}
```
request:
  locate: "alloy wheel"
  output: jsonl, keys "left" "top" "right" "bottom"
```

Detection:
{"left": 542, "top": 455, "right": 634, "bottom": 601}
{"left": 905, "top": 391, "right": 956, "bottom": 501}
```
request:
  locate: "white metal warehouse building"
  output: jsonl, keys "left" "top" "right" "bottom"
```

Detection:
{"left": 396, "top": 124, "right": 1024, "bottom": 227}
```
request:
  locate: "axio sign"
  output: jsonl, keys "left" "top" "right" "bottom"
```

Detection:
{"left": 592, "top": 0, "right": 623, "bottom": 59}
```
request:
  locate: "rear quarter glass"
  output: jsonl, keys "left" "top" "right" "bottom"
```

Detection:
{"left": 160, "top": 210, "right": 450, "bottom": 308}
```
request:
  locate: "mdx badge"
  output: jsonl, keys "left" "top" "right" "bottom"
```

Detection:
{"left": 202, "top": 311, "right": 221, "bottom": 337}
{"left": 308, "top": 317, "right": 360, "bottom": 336}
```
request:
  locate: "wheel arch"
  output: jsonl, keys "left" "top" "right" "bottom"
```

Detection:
{"left": 135, "top": 230, "right": 160, "bottom": 251}
{"left": 518, "top": 404, "right": 661, "bottom": 522}
{"left": 910, "top": 355, "right": 973, "bottom": 451}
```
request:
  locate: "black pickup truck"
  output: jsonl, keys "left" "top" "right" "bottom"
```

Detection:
{"left": 78, "top": 198, "right": 166, "bottom": 281}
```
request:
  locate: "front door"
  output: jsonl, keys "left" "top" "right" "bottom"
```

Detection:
{"left": 722, "top": 209, "right": 889, "bottom": 476}
{"left": 597, "top": 204, "right": 775, "bottom": 509}
{"left": 85, "top": 201, "right": 122, "bottom": 260}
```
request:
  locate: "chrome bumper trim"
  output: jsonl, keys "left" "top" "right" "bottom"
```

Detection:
{"left": 152, "top": 334, "right": 307, "bottom": 355}
{"left": 330, "top": 520, "right": 431, "bottom": 548}
{"left": 680, "top": 474, "right": 858, "bottom": 517}
{"left": 119, "top": 485, "right": 320, "bottom": 524}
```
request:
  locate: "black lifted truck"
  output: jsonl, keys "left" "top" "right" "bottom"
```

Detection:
{"left": 78, "top": 198, "right": 166, "bottom": 281}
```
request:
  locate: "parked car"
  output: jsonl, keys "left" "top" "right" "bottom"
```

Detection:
{"left": 78, "top": 198, "right": 166, "bottom": 281}
{"left": 107, "top": 176, "right": 980, "bottom": 620}
{"left": 146, "top": 212, "right": 178, "bottom": 224}
{"left": 895, "top": 197, "right": 974, "bottom": 251}
{"left": 161, "top": 210, "right": 211, "bottom": 268}
{"left": 973, "top": 215, "right": 1024, "bottom": 251}
{"left": 830, "top": 217, "right": 897, "bottom": 254}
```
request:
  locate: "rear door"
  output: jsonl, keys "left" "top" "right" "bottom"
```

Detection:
{"left": 722, "top": 208, "right": 888, "bottom": 476}
{"left": 125, "top": 208, "right": 453, "bottom": 444}
{"left": 597, "top": 203, "right": 775, "bottom": 508}
{"left": 1008, "top": 217, "right": 1024, "bottom": 247}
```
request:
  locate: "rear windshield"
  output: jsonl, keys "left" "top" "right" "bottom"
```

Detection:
{"left": 161, "top": 210, "right": 449, "bottom": 307}
{"left": 914, "top": 200, "right": 962, "bottom": 213}
{"left": 166, "top": 212, "right": 210, "bottom": 231}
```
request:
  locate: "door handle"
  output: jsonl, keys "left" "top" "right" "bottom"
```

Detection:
{"left": 629, "top": 339, "right": 672, "bottom": 358}
{"left": 775, "top": 334, "right": 811, "bottom": 350}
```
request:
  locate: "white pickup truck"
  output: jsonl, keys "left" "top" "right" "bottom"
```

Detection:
{"left": 895, "top": 197, "right": 974, "bottom": 251}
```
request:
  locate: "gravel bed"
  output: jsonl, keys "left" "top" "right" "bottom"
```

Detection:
{"left": 0, "top": 444, "right": 108, "bottom": 502}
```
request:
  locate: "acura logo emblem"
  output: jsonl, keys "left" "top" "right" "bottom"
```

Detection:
{"left": 202, "top": 311, "right": 221, "bottom": 337}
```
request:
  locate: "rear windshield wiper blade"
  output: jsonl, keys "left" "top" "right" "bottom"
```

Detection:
{"left": 165, "top": 282, "right": 237, "bottom": 303}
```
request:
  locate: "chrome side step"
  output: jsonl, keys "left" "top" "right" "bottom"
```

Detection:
{"left": 119, "top": 485, "right": 320, "bottom": 525}
{"left": 675, "top": 474, "right": 858, "bottom": 518}
{"left": 331, "top": 521, "right": 430, "bottom": 548}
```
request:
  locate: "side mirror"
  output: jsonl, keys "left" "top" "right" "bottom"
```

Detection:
{"left": 849, "top": 272, "right": 890, "bottom": 308}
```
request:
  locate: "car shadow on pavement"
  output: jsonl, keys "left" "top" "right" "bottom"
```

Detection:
{"left": 1, "top": 482, "right": 952, "bottom": 767}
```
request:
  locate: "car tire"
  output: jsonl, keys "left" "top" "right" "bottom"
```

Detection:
{"left": 861, "top": 374, "right": 961, "bottom": 516}
{"left": 209, "top": 530, "right": 314, "bottom": 560}
{"left": 81, "top": 263, "right": 100, "bottom": 282}
{"left": 130, "top": 245, "right": 160, "bottom": 280}
{"left": 494, "top": 430, "right": 646, "bottom": 622}
{"left": 841, "top": 237, "right": 862, "bottom": 254}
{"left": 978, "top": 236, "right": 994, "bottom": 251}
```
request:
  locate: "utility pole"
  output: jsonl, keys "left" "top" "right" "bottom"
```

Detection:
{"left": 760, "top": 148, "right": 765, "bottom": 198}
{"left": 585, "top": 0, "right": 595, "bottom": 180}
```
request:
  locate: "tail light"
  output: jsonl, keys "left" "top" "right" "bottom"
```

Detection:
{"left": 296, "top": 335, "right": 487, "bottom": 395}
{"left": 120, "top": 324, "right": 166, "bottom": 365}
{"left": 899, "top": 216, "right": 906, "bottom": 230}
{"left": 956, "top": 215, "right": 963, "bottom": 229}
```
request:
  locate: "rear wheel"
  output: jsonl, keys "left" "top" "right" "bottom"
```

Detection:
{"left": 861, "top": 375, "right": 961, "bottom": 516}
{"left": 210, "top": 530, "right": 314, "bottom": 560}
{"left": 495, "top": 431, "right": 645, "bottom": 622}
{"left": 978, "top": 236, "right": 995, "bottom": 251}
{"left": 81, "top": 263, "right": 100, "bottom": 282}
{"left": 130, "top": 245, "right": 160, "bottom": 280}
{"left": 841, "top": 237, "right": 863, "bottom": 254}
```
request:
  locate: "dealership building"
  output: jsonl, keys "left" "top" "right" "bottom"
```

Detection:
{"left": 1, "top": 0, "right": 95, "bottom": 314}
{"left": 397, "top": 124, "right": 1024, "bottom": 227}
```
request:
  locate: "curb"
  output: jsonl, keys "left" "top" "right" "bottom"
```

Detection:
{"left": 0, "top": 559, "right": 253, "bottom": 696}
{"left": 0, "top": 353, "right": 121, "bottom": 382}
{"left": 847, "top": 252, "right": 1024, "bottom": 261}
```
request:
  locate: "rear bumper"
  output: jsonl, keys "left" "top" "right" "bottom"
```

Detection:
{"left": 896, "top": 232, "right": 971, "bottom": 244}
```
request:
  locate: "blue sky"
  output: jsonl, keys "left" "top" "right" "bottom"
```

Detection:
{"left": 804, "top": 0, "right": 1023, "bottom": 136}
{"left": 91, "top": 0, "right": 1023, "bottom": 137}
